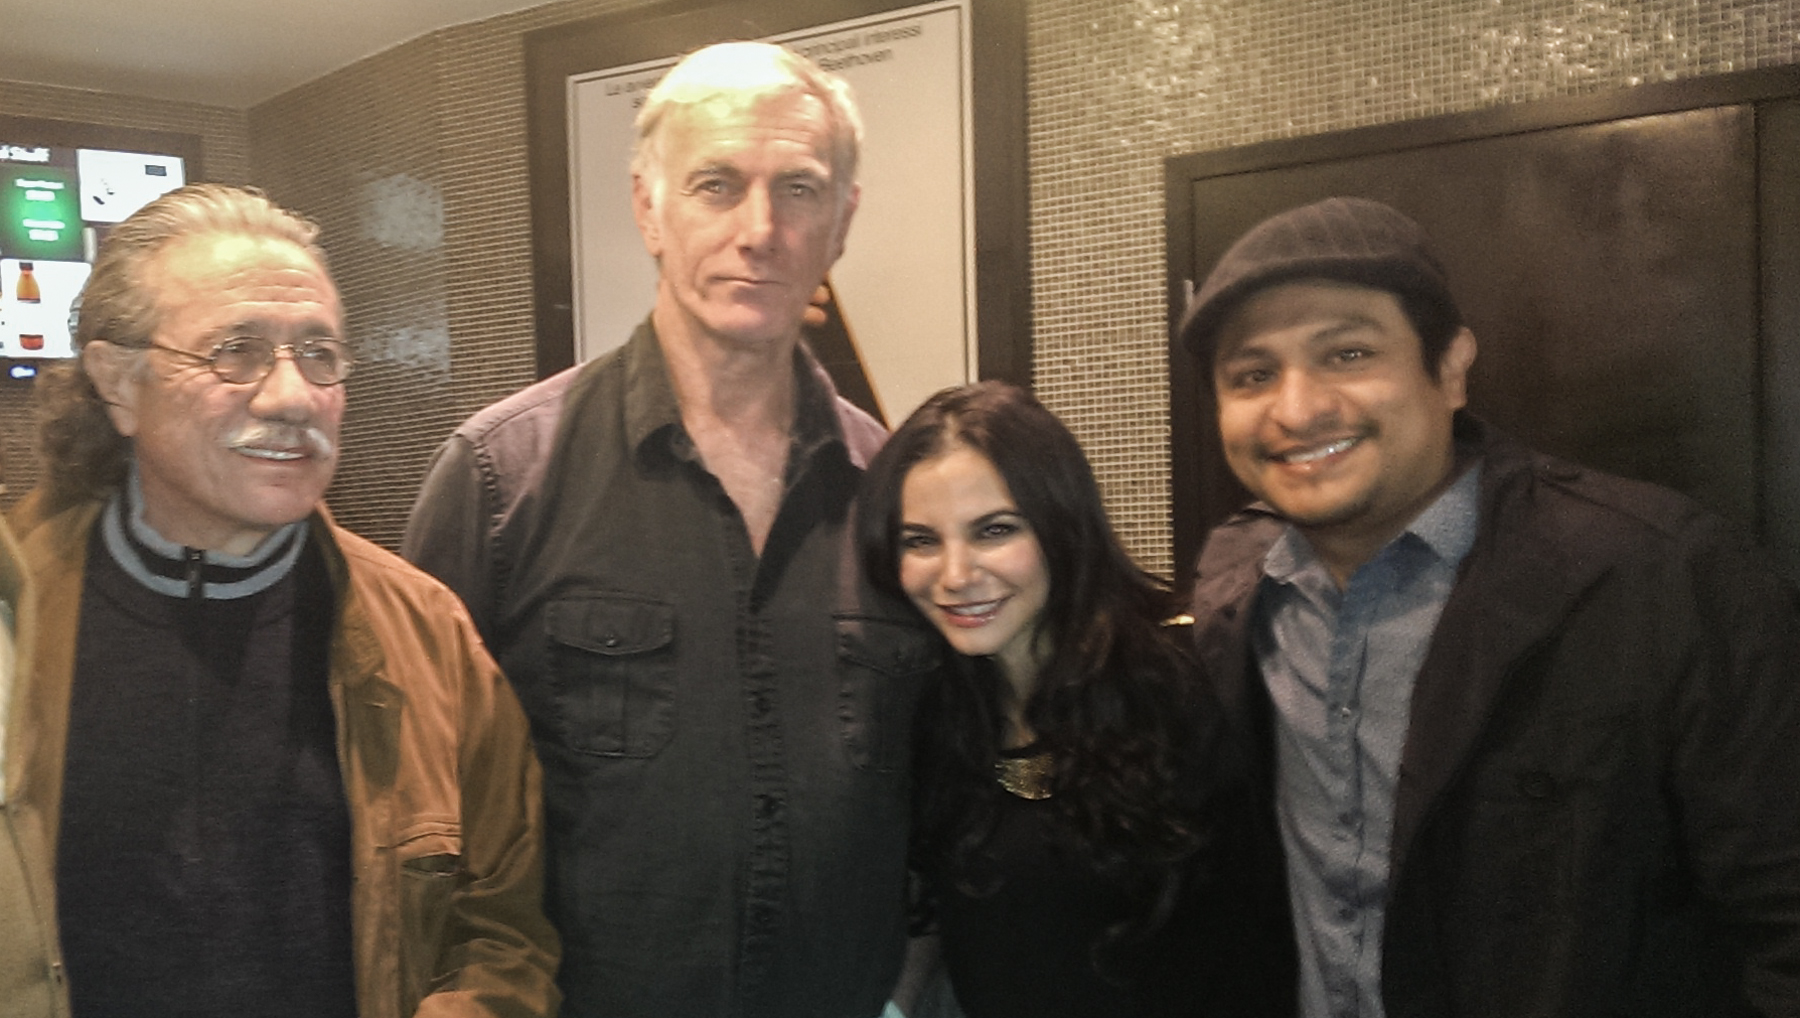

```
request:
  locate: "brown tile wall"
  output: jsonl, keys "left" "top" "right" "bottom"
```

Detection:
{"left": 249, "top": 30, "right": 452, "bottom": 546}
{"left": 248, "top": 0, "right": 636, "bottom": 545}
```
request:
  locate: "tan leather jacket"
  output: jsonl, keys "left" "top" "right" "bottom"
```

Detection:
{"left": 5, "top": 497, "right": 560, "bottom": 1017}
{"left": 0, "top": 508, "right": 65, "bottom": 1018}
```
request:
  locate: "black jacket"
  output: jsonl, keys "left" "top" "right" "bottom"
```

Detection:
{"left": 1190, "top": 416, "right": 1800, "bottom": 1018}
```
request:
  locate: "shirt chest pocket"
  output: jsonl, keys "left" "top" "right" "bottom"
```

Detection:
{"left": 545, "top": 594, "right": 678, "bottom": 758}
{"left": 836, "top": 614, "right": 939, "bottom": 773}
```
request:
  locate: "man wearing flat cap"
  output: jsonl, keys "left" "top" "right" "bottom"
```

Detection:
{"left": 1181, "top": 196, "right": 1800, "bottom": 1017}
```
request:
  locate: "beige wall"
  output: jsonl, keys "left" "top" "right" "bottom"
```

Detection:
{"left": 4, "top": 0, "right": 1799, "bottom": 562}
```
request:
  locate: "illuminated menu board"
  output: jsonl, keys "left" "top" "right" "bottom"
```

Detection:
{"left": 0, "top": 141, "right": 185, "bottom": 360}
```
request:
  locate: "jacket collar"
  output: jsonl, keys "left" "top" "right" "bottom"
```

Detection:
{"left": 1386, "top": 416, "right": 1613, "bottom": 878}
{"left": 17, "top": 490, "right": 395, "bottom": 705}
{"left": 1191, "top": 504, "right": 1285, "bottom": 733}
{"left": 304, "top": 505, "right": 400, "bottom": 707}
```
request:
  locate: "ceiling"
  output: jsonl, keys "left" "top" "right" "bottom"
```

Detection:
{"left": 2, "top": 0, "right": 555, "bottom": 108}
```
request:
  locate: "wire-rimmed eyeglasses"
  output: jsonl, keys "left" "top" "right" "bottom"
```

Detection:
{"left": 149, "top": 336, "right": 355, "bottom": 386}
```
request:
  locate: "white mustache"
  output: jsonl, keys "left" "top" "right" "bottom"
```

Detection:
{"left": 225, "top": 419, "right": 335, "bottom": 459}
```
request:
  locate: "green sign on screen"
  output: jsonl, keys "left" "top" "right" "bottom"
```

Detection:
{"left": 1, "top": 166, "right": 81, "bottom": 261}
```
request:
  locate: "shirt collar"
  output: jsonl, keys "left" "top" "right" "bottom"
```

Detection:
{"left": 1262, "top": 462, "right": 1484, "bottom": 587}
{"left": 622, "top": 320, "right": 685, "bottom": 456}
{"left": 621, "top": 318, "right": 848, "bottom": 470}
{"left": 1408, "top": 461, "right": 1483, "bottom": 566}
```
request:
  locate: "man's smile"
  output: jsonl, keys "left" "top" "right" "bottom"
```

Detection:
{"left": 1264, "top": 434, "right": 1366, "bottom": 468}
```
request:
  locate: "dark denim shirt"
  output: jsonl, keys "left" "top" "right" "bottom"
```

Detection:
{"left": 402, "top": 323, "right": 933, "bottom": 1018}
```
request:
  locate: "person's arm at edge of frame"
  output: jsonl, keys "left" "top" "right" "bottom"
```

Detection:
{"left": 1672, "top": 516, "right": 1800, "bottom": 1015}
{"left": 888, "top": 933, "right": 962, "bottom": 1018}
{"left": 414, "top": 593, "right": 561, "bottom": 1017}
{"left": 401, "top": 434, "right": 498, "bottom": 642}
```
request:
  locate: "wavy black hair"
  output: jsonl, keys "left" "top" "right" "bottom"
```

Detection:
{"left": 857, "top": 380, "right": 1231, "bottom": 972}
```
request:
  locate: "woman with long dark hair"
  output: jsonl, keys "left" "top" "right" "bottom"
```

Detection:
{"left": 860, "top": 381, "right": 1292, "bottom": 1018}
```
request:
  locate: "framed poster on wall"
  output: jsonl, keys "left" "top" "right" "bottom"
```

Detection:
{"left": 526, "top": 0, "right": 1029, "bottom": 426}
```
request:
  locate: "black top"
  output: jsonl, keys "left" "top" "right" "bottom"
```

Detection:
{"left": 938, "top": 789, "right": 1174, "bottom": 1017}
{"left": 934, "top": 774, "right": 1293, "bottom": 1018}
{"left": 57, "top": 520, "right": 354, "bottom": 1018}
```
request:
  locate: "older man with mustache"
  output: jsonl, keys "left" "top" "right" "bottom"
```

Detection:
{"left": 5, "top": 184, "right": 559, "bottom": 1018}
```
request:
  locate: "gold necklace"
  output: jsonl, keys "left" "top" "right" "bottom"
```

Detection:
{"left": 995, "top": 750, "right": 1053, "bottom": 800}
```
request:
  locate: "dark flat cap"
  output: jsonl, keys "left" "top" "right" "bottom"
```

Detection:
{"left": 1177, "top": 196, "right": 1460, "bottom": 356}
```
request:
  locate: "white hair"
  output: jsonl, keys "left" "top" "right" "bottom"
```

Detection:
{"left": 631, "top": 41, "right": 863, "bottom": 205}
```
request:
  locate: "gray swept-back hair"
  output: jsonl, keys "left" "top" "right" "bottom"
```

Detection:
{"left": 35, "top": 184, "right": 328, "bottom": 511}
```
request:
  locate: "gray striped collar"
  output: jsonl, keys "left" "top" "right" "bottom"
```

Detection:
{"left": 100, "top": 464, "right": 308, "bottom": 600}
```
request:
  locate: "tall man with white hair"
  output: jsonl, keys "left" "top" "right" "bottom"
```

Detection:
{"left": 404, "top": 43, "right": 932, "bottom": 1017}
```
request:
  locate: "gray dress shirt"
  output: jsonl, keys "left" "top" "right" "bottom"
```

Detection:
{"left": 1251, "top": 465, "right": 1480, "bottom": 1018}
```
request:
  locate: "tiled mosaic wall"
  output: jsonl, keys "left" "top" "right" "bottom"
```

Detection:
{"left": 248, "top": 0, "right": 641, "bottom": 545}
{"left": 1029, "top": 0, "right": 1800, "bottom": 575}
{"left": 0, "top": 82, "right": 248, "bottom": 503}
{"left": 269, "top": 0, "right": 1796, "bottom": 560}
{"left": 249, "top": 31, "right": 454, "bottom": 547}
{"left": 6, "top": 0, "right": 1798, "bottom": 563}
